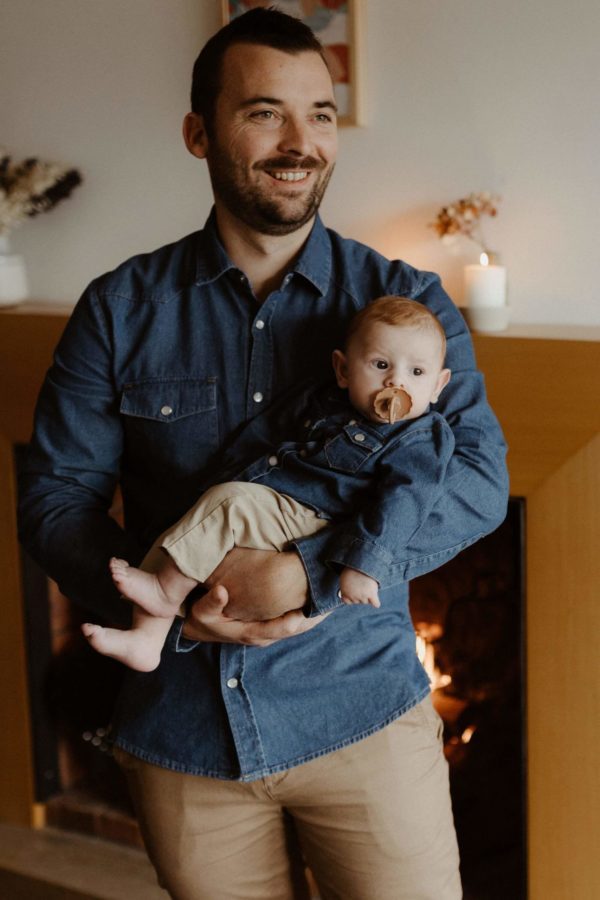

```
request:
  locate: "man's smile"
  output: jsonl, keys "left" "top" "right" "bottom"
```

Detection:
{"left": 256, "top": 156, "right": 323, "bottom": 187}
{"left": 271, "top": 171, "right": 309, "bottom": 182}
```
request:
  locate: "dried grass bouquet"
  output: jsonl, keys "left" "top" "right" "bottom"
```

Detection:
{"left": 430, "top": 192, "right": 500, "bottom": 254}
{"left": 0, "top": 151, "right": 82, "bottom": 237}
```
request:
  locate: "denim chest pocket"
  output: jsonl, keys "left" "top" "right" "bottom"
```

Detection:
{"left": 120, "top": 377, "right": 218, "bottom": 475}
{"left": 323, "top": 426, "right": 382, "bottom": 474}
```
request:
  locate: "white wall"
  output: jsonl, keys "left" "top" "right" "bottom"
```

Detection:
{"left": 2, "top": 0, "right": 599, "bottom": 324}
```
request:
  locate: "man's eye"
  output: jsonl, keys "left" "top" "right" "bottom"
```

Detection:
{"left": 412, "top": 367, "right": 424, "bottom": 376}
{"left": 252, "top": 110, "right": 275, "bottom": 120}
{"left": 315, "top": 113, "right": 333, "bottom": 123}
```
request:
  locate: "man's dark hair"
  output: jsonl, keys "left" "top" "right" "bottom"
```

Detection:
{"left": 190, "top": 7, "right": 327, "bottom": 136}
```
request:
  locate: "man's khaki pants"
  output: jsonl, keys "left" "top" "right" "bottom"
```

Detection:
{"left": 114, "top": 696, "right": 462, "bottom": 900}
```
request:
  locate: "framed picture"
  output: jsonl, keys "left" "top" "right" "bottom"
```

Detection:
{"left": 220, "top": 1, "right": 362, "bottom": 126}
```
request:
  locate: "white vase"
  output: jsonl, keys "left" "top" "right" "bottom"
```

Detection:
{"left": 0, "top": 235, "right": 29, "bottom": 307}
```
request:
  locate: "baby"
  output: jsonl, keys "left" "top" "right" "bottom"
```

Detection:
{"left": 83, "top": 296, "right": 452, "bottom": 671}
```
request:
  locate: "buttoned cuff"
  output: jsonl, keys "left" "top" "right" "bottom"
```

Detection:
{"left": 326, "top": 537, "right": 394, "bottom": 586}
{"left": 292, "top": 530, "right": 345, "bottom": 616}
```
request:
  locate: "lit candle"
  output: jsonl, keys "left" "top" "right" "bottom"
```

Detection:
{"left": 464, "top": 252, "right": 507, "bottom": 308}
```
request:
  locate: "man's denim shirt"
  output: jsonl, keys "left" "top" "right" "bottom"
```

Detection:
{"left": 19, "top": 210, "right": 508, "bottom": 780}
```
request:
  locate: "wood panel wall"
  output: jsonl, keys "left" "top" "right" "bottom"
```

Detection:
{"left": 0, "top": 308, "right": 69, "bottom": 826}
{"left": 472, "top": 332, "right": 600, "bottom": 900}
{"left": 526, "top": 434, "right": 600, "bottom": 900}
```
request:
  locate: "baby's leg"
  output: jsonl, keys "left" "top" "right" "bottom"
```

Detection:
{"left": 109, "top": 554, "right": 198, "bottom": 617}
{"left": 82, "top": 552, "right": 189, "bottom": 671}
{"left": 82, "top": 608, "right": 174, "bottom": 673}
{"left": 160, "top": 482, "right": 330, "bottom": 585}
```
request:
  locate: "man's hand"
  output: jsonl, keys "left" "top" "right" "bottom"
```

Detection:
{"left": 204, "top": 546, "right": 309, "bottom": 621}
{"left": 182, "top": 585, "right": 329, "bottom": 647}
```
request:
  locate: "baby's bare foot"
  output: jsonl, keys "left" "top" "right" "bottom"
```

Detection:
{"left": 109, "top": 557, "right": 178, "bottom": 616}
{"left": 81, "top": 623, "right": 162, "bottom": 672}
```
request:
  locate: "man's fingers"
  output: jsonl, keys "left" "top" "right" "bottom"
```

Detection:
{"left": 253, "top": 610, "right": 305, "bottom": 639}
{"left": 185, "top": 584, "right": 330, "bottom": 646}
{"left": 277, "top": 610, "right": 330, "bottom": 636}
{"left": 229, "top": 611, "right": 303, "bottom": 646}
{"left": 198, "top": 584, "right": 230, "bottom": 615}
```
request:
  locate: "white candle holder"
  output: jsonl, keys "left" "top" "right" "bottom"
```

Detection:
{"left": 463, "top": 251, "right": 508, "bottom": 332}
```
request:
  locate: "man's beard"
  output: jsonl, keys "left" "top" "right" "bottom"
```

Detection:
{"left": 207, "top": 151, "right": 334, "bottom": 236}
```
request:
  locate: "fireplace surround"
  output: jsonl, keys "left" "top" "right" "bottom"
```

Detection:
{"left": 1, "top": 306, "right": 599, "bottom": 899}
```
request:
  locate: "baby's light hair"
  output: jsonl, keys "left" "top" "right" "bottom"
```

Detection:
{"left": 345, "top": 296, "right": 447, "bottom": 362}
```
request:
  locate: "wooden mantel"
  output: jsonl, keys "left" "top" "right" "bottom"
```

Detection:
{"left": 1, "top": 306, "right": 599, "bottom": 900}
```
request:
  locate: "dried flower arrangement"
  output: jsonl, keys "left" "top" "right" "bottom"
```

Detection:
{"left": 0, "top": 151, "right": 82, "bottom": 237}
{"left": 430, "top": 192, "right": 500, "bottom": 255}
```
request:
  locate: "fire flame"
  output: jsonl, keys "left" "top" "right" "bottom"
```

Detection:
{"left": 415, "top": 630, "right": 452, "bottom": 692}
{"left": 461, "top": 725, "right": 476, "bottom": 744}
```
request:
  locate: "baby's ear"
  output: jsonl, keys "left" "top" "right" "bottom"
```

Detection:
{"left": 432, "top": 368, "right": 451, "bottom": 402}
{"left": 332, "top": 349, "right": 349, "bottom": 388}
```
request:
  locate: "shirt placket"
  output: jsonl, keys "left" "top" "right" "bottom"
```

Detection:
{"left": 219, "top": 644, "right": 267, "bottom": 777}
{"left": 218, "top": 280, "right": 290, "bottom": 776}
{"left": 245, "top": 280, "right": 291, "bottom": 419}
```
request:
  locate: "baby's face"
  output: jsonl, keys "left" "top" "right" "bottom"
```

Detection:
{"left": 332, "top": 321, "right": 450, "bottom": 423}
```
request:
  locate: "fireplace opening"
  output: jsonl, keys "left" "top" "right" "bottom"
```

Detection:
{"left": 410, "top": 498, "right": 526, "bottom": 900}
{"left": 20, "top": 477, "right": 525, "bottom": 897}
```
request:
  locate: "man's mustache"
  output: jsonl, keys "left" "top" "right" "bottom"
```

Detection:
{"left": 255, "top": 156, "right": 325, "bottom": 172}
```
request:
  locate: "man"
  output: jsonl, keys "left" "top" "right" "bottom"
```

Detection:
{"left": 19, "top": 9, "right": 508, "bottom": 899}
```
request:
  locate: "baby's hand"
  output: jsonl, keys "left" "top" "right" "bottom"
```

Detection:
{"left": 338, "top": 568, "right": 380, "bottom": 608}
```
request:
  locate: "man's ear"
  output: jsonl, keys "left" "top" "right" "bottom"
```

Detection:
{"left": 182, "top": 113, "right": 209, "bottom": 159}
{"left": 332, "top": 349, "right": 349, "bottom": 388}
{"left": 431, "top": 368, "right": 451, "bottom": 403}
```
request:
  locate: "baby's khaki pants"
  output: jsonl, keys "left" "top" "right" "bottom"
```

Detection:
{"left": 153, "top": 481, "right": 328, "bottom": 582}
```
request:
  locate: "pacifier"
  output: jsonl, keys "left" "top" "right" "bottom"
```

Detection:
{"left": 373, "top": 387, "right": 412, "bottom": 423}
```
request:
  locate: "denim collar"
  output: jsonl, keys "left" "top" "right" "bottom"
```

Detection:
{"left": 289, "top": 215, "right": 332, "bottom": 296}
{"left": 194, "top": 207, "right": 332, "bottom": 297}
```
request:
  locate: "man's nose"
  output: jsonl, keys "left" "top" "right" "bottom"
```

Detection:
{"left": 278, "top": 116, "right": 312, "bottom": 157}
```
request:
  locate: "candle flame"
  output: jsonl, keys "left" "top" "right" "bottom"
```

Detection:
{"left": 479, "top": 251, "right": 489, "bottom": 266}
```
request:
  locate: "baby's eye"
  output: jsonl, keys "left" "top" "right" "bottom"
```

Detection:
{"left": 412, "top": 367, "right": 424, "bottom": 376}
{"left": 373, "top": 360, "right": 388, "bottom": 370}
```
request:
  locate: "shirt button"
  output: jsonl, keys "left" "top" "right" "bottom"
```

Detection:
{"left": 160, "top": 405, "right": 173, "bottom": 416}
{"left": 253, "top": 392, "right": 263, "bottom": 403}
{"left": 303, "top": 419, "right": 312, "bottom": 428}
{"left": 355, "top": 433, "right": 366, "bottom": 442}
{"left": 226, "top": 677, "right": 239, "bottom": 689}
{"left": 299, "top": 449, "right": 307, "bottom": 457}
{"left": 255, "top": 319, "right": 265, "bottom": 330}
{"left": 349, "top": 419, "right": 357, "bottom": 426}
{"left": 268, "top": 455, "right": 278, "bottom": 466}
